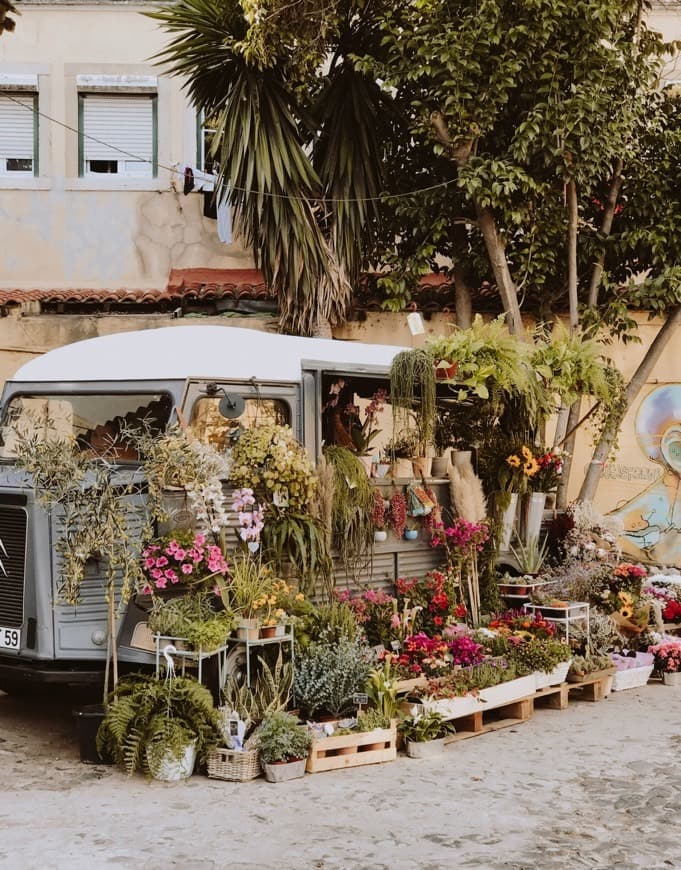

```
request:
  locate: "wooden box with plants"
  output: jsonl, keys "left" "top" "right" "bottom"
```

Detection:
{"left": 306, "top": 713, "right": 398, "bottom": 773}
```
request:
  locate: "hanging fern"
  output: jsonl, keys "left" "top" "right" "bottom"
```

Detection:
{"left": 324, "top": 446, "right": 375, "bottom": 586}
{"left": 97, "top": 673, "right": 222, "bottom": 777}
{"left": 389, "top": 348, "right": 437, "bottom": 448}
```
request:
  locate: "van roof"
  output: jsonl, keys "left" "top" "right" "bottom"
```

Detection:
{"left": 13, "top": 325, "right": 406, "bottom": 383}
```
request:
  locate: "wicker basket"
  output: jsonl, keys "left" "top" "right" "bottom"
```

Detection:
{"left": 206, "top": 746, "right": 262, "bottom": 782}
{"left": 611, "top": 664, "right": 654, "bottom": 692}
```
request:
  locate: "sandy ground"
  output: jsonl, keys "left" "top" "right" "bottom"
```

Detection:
{"left": 1, "top": 683, "right": 680, "bottom": 870}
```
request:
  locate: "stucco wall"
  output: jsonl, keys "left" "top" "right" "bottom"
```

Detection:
{"left": 0, "top": 3, "right": 256, "bottom": 290}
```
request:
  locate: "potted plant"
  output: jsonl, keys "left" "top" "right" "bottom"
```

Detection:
{"left": 648, "top": 642, "right": 681, "bottom": 686}
{"left": 219, "top": 553, "right": 275, "bottom": 640}
{"left": 255, "top": 711, "right": 312, "bottom": 782}
{"left": 97, "top": 672, "right": 222, "bottom": 781}
{"left": 344, "top": 388, "right": 388, "bottom": 472}
{"left": 146, "top": 591, "right": 236, "bottom": 651}
{"left": 510, "top": 534, "right": 549, "bottom": 577}
{"left": 385, "top": 430, "right": 419, "bottom": 478}
{"left": 371, "top": 489, "right": 388, "bottom": 542}
{"left": 399, "top": 708, "right": 455, "bottom": 758}
{"left": 293, "top": 638, "right": 371, "bottom": 720}
{"left": 404, "top": 522, "right": 419, "bottom": 541}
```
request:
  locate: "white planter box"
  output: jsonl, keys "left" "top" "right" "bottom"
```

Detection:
{"left": 421, "top": 674, "right": 536, "bottom": 720}
{"left": 406, "top": 737, "right": 447, "bottom": 758}
{"left": 534, "top": 660, "right": 571, "bottom": 690}
{"left": 611, "top": 664, "right": 654, "bottom": 692}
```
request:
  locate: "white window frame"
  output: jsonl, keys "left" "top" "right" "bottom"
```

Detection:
{"left": 0, "top": 78, "right": 39, "bottom": 178}
{"left": 77, "top": 77, "right": 158, "bottom": 181}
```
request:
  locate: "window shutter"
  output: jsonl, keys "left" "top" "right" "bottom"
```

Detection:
{"left": 0, "top": 95, "right": 34, "bottom": 161}
{"left": 82, "top": 94, "right": 153, "bottom": 163}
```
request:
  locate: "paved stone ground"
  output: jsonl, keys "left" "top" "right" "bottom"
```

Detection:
{"left": 1, "top": 683, "right": 680, "bottom": 870}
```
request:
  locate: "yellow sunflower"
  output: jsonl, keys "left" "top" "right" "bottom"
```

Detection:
{"left": 620, "top": 606, "right": 633, "bottom": 619}
{"left": 521, "top": 445, "right": 533, "bottom": 460}
{"left": 523, "top": 457, "right": 540, "bottom": 476}
{"left": 506, "top": 455, "right": 521, "bottom": 468}
{"left": 618, "top": 591, "right": 633, "bottom": 606}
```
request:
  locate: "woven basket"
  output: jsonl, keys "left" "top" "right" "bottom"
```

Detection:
{"left": 207, "top": 746, "right": 261, "bottom": 782}
{"left": 611, "top": 664, "right": 654, "bottom": 692}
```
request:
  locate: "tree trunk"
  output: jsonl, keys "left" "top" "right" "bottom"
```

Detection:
{"left": 312, "top": 315, "right": 333, "bottom": 339}
{"left": 587, "top": 160, "right": 624, "bottom": 308}
{"left": 475, "top": 204, "right": 525, "bottom": 337}
{"left": 453, "top": 263, "right": 473, "bottom": 328}
{"left": 578, "top": 305, "right": 681, "bottom": 504}
{"left": 556, "top": 399, "right": 581, "bottom": 509}
{"left": 566, "top": 179, "right": 579, "bottom": 333}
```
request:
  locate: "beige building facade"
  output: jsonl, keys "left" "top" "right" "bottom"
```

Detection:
{"left": 0, "top": 0, "right": 254, "bottom": 293}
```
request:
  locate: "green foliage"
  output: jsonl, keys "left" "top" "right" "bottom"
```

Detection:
{"left": 569, "top": 653, "right": 613, "bottom": 679}
{"left": 13, "top": 434, "right": 142, "bottom": 607}
{"left": 221, "top": 650, "right": 293, "bottom": 729}
{"left": 509, "top": 535, "right": 550, "bottom": 575}
{"left": 293, "top": 638, "right": 371, "bottom": 718}
{"left": 147, "top": 592, "right": 235, "bottom": 652}
{"left": 261, "top": 511, "right": 332, "bottom": 596}
{"left": 507, "top": 639, "right": 572, "bottom": 674}
{"left": 255, "top": 711, "right": 311, "bottom": 764}
{"left": 305, "top": 600, "right": 363, "bottom": 646}
{"left": 323, "top": 446, "right": 374, "bottom": 582}
{"left": 356, "top": 708, "right": 392, "bottom": 732}
{"left": 389, "top": 348, "right": 437, "bottom": 447}
{"left": 97, "top": 673, "right": 222, "bottom": 777}
{"left": 365, "top": 659, "right": 399, "bottom": 720}
{"left": 530, "top": 327, "right": 617, "bottom": 406}
{"left": 399, "top": 709, "right": 454, "bottom": 743}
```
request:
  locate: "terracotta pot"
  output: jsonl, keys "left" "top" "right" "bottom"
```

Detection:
{"left": 260, "top": 625, "right": 277, "bottom": 639}
{"left": 411, "top": 456, "right": 432, "bottom": 478}
{"left": 434, "top": 360, "right": 458, "bottom": 380}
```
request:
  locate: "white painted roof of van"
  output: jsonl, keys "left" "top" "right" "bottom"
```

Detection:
{"left": 13, "top": 325, "right": 405, "bottom": 383}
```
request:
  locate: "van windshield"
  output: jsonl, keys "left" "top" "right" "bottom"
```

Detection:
{"left": 0, "top": 392, "right": 172, "bottom": 461}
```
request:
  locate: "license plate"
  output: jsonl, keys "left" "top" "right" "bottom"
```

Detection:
{"left": 0, "top": 626, "right": 20, "bottom": 651}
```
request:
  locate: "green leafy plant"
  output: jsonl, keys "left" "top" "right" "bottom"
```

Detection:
{"left": 261, "top": 511, "right": 332, "bottom": 596}
{"left": 507, "top": 639, "right": 571, "bottom": 674}
{"left": 221, "top": 651, "right": 293, "bottom": 732}
{"left": 147, "top": 592, "right": 235, "bottom": 652}
{"left": 356, "top": 708, "right": 392, "bottom": 732}
{"left": 293, "top": 638, "right": 371, "bottom": 718}
{"left": 568, "top": 653, "right": 613, "bottom": 679}
{"left": 97, "top": 673, "right": 222, "bottom": 777}
{"left": 255, "top": 711, "right": 312, "bottom": 764}
{"left": 305, "top": 600, "right": 363, "bottom": 646}
{"left": 324, "top": 445, "right": 374, "bottom": 583}
{"left": 365, "top": 659, "right": 399, "bottom": 720}
{"left": 399, "top": 709, "right": 455, "bottom": 743}
{"left": 510, "top": 534, "right": 550, "bottom": 575}
{"left": 389, "top": 348, "right": 437, "bottom": 450}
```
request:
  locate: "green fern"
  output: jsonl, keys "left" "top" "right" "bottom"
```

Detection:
{"left": 97, "top": 674, "right": 222, "bottom": 777}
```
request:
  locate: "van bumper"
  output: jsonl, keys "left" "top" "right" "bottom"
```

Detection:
{"left": 0, "top": 656, "right": 105, "bottom": 687}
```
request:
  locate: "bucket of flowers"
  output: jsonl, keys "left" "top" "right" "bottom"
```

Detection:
{"left": 648, "top": 642, "right": 681, "bottom": 686}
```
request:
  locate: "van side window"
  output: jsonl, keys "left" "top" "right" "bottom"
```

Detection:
{"left": 189, "top": 397, "right": 290, "bottom": 450}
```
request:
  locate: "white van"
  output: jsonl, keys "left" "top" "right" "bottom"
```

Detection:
{"left": 0, "top": 325, "right": 445, "bottom": 692}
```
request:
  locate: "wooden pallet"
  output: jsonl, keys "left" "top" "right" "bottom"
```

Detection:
{"left": 306, "top": 724, "right": 397, "bottom": 773}
{"left": 567, "top": 669, "right": 615, "bottom": 702}
{"left": 443, "top": 697, "right": 533, "bottom": 744}
{"left": 533, "top": 683, "right": 569, "bottom": 710}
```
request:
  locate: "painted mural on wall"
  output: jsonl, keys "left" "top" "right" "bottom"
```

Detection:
{"left": 608, "top": 385, "right": 681, "bottom": 565}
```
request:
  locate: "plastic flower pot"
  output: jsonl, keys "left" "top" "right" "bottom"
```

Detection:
{"left": 237, "top": 619, "right": 261, "bottom": 641}
{"left": 374, "top": 530, "right": 388, "bottom": 543}
{"left": 404, "top": 529, "right": 419, "bottom": 541}
{"left": 260, "top": 625, "right": 277, "bottom": 639}
{"left": 73, "top": 704, "right": 113, "bottom": 765}
{"left": 148, "top": 740, "right": 197, "bottom": 782}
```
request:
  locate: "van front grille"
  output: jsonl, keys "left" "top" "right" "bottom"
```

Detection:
{"left": 0, "top": 505, "right": 27, "bottom": 628}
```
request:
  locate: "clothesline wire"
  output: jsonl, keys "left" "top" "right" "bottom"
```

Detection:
{"left": 5, "top": 92, "right": 457, "bottom": 204}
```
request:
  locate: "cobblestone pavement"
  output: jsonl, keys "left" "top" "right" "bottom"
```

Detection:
{"left": 1, "top": 683, "right": 680, "bottom": 870}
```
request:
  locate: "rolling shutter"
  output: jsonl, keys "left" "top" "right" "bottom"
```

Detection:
{"left": 82, "top": 94, "right": 153, "bottom": 163}
{"left": 0, "top": 94, "right": 35, "bottom": 161}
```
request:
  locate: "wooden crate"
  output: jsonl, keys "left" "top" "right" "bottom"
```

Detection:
{"left": 443, "top": 696, "right": 533, "bottom": 744}
{"left": 567, "top": 668, "right": 616, "bottom": 702}
{"left": 306, "top": 724, "right": 397, "bottom": 773}
{"left": 533, "top": 683, "right": 569, "bottom": 711}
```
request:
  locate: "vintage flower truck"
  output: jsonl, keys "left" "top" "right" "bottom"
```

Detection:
{"left": 0, "top": 325, "right": 448, "bottom": 693}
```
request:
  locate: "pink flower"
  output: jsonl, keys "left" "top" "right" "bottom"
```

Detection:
{"left": 142, "top": 584, "right": 152, "bottom": 595}
{"left": 194, "top": 533, "right": 206, "bottom": 546}
{"left": 150, "top": 568, "right": 164, "bottom": 580}
{"left": 181, "top": 563, "right": 193, "bottom": 575}
{"left": 173, "top": 548, "right": 186, "bottom": 561}
{"left": 144, "top": 557, "right": 156, "bottom": 569}
{"left": 166, "top": 540, "right": 179, "bottom": 554}
{"left": 390, "top": 613, "right": 401, "bottom": 629}
{"left": 155, "top": 556, "right": 168, "bottom": 568}
{"left": 155, "top": 577, "right": 167, "bottom": 589}
{"left": 165, "top": 569, "right": 179, "bottom": 583}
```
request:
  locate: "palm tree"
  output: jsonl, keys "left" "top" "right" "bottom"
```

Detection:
{"left": 0, "top": 0, "right": 19, "bottom": 35}
{"left": 150, "top": 0, "right": 386, "bottom": 336}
